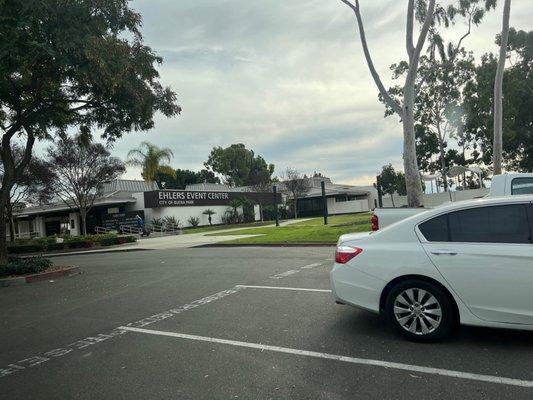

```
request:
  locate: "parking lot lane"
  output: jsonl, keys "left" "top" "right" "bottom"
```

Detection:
{"left": 147, "top": 286, "right": 533, "bottom": 383}
{"left": 2, "top": 329, "right": 531, "bottom": 400}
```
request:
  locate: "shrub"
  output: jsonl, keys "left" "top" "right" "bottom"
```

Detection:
{"left": 0, "top": 256, "right": 52, "bottom": 277}
{"left": 66, "top": 240, "right": 94, "bottom": 249}
{"left": 187, "top": 216, "right": 200, "bottom": 228}
{"left": 151, "top": 217, "right": 163, "bottom": 227}
{"left": 222, "top": 208, "right": 243, "bottom": 225}
{"left": 100, "top": 237, "right": 118, "bottom": 246}
{"left": 46, "top": 243, "right": 66, "bottom": 252}
{"left": 7, "top": 243, "right": 45, "bottom": 254}
{"left": 123, "top": 235, "right": 136, "bottom": 243}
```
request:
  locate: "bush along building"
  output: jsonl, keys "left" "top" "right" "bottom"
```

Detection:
{"left": 9, "top": 180, "right": 280, "bottom": 239}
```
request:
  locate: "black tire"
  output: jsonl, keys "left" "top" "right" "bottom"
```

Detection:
{"left": 385, "top": 279, "right": 457, "bottom": 342}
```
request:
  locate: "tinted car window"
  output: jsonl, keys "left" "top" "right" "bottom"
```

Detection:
{"left": 448, "top": 205, "right": 531, "bottom": 244}
{"left": 511, "top": 178, "right": 533, "bottom": 195}
{"left": 419, "top": 214, "right": 449, "bottom": 242}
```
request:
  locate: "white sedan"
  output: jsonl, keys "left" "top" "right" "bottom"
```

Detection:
{"left": 331, "top": 195, "right": 533, "bottom": 341}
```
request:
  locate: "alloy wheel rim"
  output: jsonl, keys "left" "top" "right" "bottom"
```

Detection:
{"left": 393, "top": 288, "right": 442, "bottom": 335}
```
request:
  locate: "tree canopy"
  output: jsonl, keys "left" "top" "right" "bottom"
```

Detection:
{"left": 156, "top": 168, "right": 220, "bottom": 190}
{"left": 127, "top": 141, "right": 174, "bottom": 182}
{"left": 204, "top": 144, "right": 274, "bottom": 187}
{"left": 463, "top": 28, "right": 533, "bottom": 171}
{"left": 47, "top": 135, "right": 126, "bottom": 235}
{"left": 0, "top": 0, "right": 180, "bottom": 261}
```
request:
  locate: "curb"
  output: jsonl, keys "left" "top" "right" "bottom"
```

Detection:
{"left": 46, "top": 248, "right": 152, "bottom": 258}
{"left": 0, "top": 266, "right": 81, "bottom": 287}
{"left": 194, "top": 243, "right": 336, "bottom": 248}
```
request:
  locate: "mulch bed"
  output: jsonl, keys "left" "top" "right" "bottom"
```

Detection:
{"left": 0, "top": 266, "right": 80, "bottom": 287}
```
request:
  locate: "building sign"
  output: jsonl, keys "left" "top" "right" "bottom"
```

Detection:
{"left": 143, "top": 190, "right": 281, "bottom": 209}
{"left": 102, "top": 210, "right": 145, "bottom": 230}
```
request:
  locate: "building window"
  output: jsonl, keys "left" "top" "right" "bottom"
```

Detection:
{"left": 335, "top": 195, "right": 348, "bottom": 203}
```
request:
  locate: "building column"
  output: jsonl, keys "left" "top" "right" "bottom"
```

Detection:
{"left": 68, "top": 213, "right": 81, "bottom": 236}
{"left": 34, "top": 217, "right": 46, "bottom": 238}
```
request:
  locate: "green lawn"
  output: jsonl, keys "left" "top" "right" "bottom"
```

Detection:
{"left": 207, "top": 213, "right": 371, "bottom": 244}
{"left": 182, "top": 220, "right": 277, "bottom": 234}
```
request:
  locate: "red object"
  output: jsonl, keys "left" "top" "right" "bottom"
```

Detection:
{"left": 335, "top": 246, "right": 363, "bottom": 264}
{"left": 371, "top": 214, "right": 379, "bottom": 231}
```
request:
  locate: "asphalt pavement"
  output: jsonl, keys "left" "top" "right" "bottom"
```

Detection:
{"left": 1, "top": 247, "right": 533, "bottom": 399}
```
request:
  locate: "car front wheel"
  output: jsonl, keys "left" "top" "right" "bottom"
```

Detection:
{"left": 385, "top": 279, "right": 456, "bottom": 342}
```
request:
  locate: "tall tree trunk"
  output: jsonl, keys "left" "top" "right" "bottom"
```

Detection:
{"left": 293, "top": 196, "right": 298, "bottom": 219}
{"left": 342, "top": 0, "right": 434, "bottom": 208}
{"left": 80, "top": 209, "right": 87, "bottom": 236}
{"left": 6, "top": 199, "right": 15, "bottom": 242}
{"left": 390, "top": 193, "right": 395, "bottom": 208}
{"left": 438, "top": 139, "right": 448, "bottom": 192}
{"left": 0, "top": 204, "right": 7, "bottom": 264}
{"left": 8, "top": 216, "right": 15, "bottom": 242}
{"left": 493, "top": 0, "right": 511, "bottom": 175}
{"left": 402, "top": 100, "right": 424, "bottom": 207}
{"left": 0, "top": 188, "right": 12, "bottom": 264}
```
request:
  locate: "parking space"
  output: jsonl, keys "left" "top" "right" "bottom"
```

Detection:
{"left": 2, "top": 247, "right": 533, "bottom": 399}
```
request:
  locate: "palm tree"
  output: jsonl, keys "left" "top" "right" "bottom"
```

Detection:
{"left": 126, "top": 141, "right": 174, "bottom": 182}
{"left": 202, "top": 209, "right": 216, "bottom": 225}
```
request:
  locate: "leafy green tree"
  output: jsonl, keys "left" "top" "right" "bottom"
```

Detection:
{"left": 464, "top": 28, "right": 533, "bottom": 171}
{"left": 47, "top": 134, "right": 126, "bottom": 235}
{"left": 127, "top": 142, "right": 174, "bottom": 182}
{"left": 1, "top": 149, "right": 54, "bottom": 241}
{"left": 204, "top": 144, "right": 274, "bottom": 187}
{"left": 0, "top": 0, "right": 180, "bottom": 263}
{"left": 379, "top": 164, "right": 407, "bottom": 207}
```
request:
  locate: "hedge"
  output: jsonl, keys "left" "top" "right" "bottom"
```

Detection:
{"left": 0, "top": 256, "right": 52, "bottom": 277}
{"left": 7, "top": 234, "right": 137, "bottom": 254}
{"left": 7, "top": 244, "right": 45, "bottom": 254}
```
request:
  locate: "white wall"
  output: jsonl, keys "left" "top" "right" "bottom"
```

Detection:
{"left": 381, "top": 188, "right": 490, "bottom": 208}
{"left": 326, "top": 198, "right": 370, "bottom": 215}
{"left": 129, "top": 192, "right": 256, "bottom": 227}
{"left": 68, "top": 213, "right": 80, "bottom": 236}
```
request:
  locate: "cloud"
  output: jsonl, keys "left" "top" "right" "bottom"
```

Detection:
{"left": 107, "top": 0, "right": 533, "bottom": 185}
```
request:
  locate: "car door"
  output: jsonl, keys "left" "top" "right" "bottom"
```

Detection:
{"left": 418, "top": 202, "right": 533, "bottom": 325}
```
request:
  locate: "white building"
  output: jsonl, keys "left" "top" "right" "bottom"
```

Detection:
{"left": 10, "top": 176, "right": 375, "bottom": 239}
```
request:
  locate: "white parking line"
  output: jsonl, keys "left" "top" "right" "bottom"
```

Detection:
{"left": 0, "top": 287, "right": 243, "bottom": 379}
{"left": 119, "top": 326, "right": 533, "bottom": 388}
{"left": 269, "top": 270, "right": 300, "bottom": 279}
{"left": 301, "top": 263, "right": 322, "bottom": 269}
{"left": 236, "top": 285, "right": 331, "bottom": 293}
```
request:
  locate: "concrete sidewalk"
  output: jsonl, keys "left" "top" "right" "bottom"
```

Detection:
{"left": 47, "top": 219, "right": 312, "bottom": 255}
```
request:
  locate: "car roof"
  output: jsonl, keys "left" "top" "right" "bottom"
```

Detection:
{"left": 405, "top": 195, "right": 533, "bottom": 224}
{"left": 430, "top": 194, "right": 533, "bottom": 212}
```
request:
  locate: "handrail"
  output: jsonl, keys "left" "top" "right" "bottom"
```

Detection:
{"left": 118, "top": 224, "right": 142, "bottom": 236}
{"left": 95, "top": 226, "right": 112, "bottom": 234}
{"left": 6, "top": 231, "right": 40, "bottom": 241}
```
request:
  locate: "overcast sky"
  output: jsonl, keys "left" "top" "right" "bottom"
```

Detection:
{"left": 112, "top": 0, "right": 532, "bottom": 185}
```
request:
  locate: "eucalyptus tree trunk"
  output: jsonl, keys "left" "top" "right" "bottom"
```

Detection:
{"left": 341, "top": 0, "right": 435, "bottom": 207}
{"left": 493, "top": 0, "right": 511, "bottom": 175}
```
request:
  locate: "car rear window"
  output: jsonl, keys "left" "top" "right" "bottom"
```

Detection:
{"left": 449, "top": 204, "right": 531, "bottom": 244}
{"left": 511, "top": 177, "right": 533, "bottom": 195}
{"left": 418, "top": 214, "right": 449, "bottom": 242}
{"left": 419, "top": 204, "right": 532, "bottom": 244}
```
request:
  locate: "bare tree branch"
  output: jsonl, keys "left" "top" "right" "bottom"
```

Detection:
{"left": 341, "top": 0, "right": 403, "bottom": 116}
{"left": 406, "top": 0, "right": 415, "bottom": 59}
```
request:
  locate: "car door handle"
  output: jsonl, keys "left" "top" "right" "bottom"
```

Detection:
{"left": 431, "top": 250, "right": 457, "bottom": 256}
